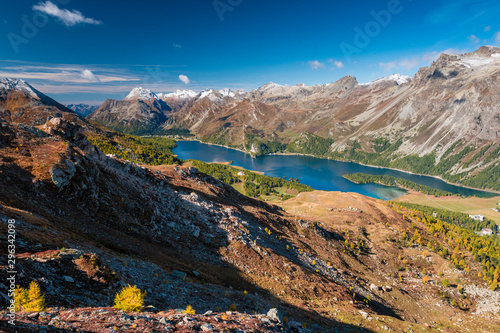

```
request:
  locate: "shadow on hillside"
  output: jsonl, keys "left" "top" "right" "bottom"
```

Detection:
{"left": 155, "top": 177, "right": 400, "bottom": 328}
{"left": 0, "top": 154, "right": 387, "bottom": 332}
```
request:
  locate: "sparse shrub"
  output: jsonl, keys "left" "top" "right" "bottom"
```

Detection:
{"left": 14, "top": 286, "right": 28, "bottom": 312}
{"left": 423, "top": 276, "right": 429, "bottom": 283}
{"left": 442, "top": 278, "right": 450, "bottom": 287}
{"left": 114, "top": 285, "right": 146, "bottom": 312}
{"left": 184, "top": 305, "right": 196, "bottom": 314}
{"left": 229, "top": 303, "right": 237, "bottom": 311}
{"left": 15, "top": 281, "right": 46, "bottom": 312}
{"left": 438, "top": 272, "right": 443, "bottom": 277}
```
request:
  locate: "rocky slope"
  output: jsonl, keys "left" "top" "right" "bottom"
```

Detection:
{"left": 88, "top": 87, "right": 172, "bottom": 135}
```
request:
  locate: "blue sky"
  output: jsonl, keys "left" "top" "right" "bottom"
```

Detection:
{"left": 1, "top": 0, "right": 500, "bottom": 104}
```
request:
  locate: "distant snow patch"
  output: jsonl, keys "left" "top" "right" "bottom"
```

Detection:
{"left": 360, "top": 74, "right": 411, "bottom": 86}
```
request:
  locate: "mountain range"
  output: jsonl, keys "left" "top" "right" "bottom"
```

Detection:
{"left": 88, "top": 46, "right": 500, "bottom": 191}
{"left": 66, "top": 103, "right": 100, "bottom": 117}
{"left": 1, "top": 73, "right": 500, "bottom": 332}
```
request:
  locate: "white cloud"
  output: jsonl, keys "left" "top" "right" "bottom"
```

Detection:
{"left": 33, "top": 1, "right": 102, "bottom": 27}
{"left": 495, "top": 31, "right": 500, "bottom": 44}
{"left": 0, "top": 63, "right": 139, "bottom": 84}
{"left": 469, "top": 35, "right": 480, "bottom": 43}
{"left": 80, "top": 69, "right": 100, "bottom": 82}
{"left": 173, "top": 44, "right": 182, "bottom": 48}
{"left": 307, "top": 60, "right": 325, "bottom": 70}
{"left": 329, "top": 59, "right": 344, "bottom": 69}
{"left": 485, "top": 26, "right": 491, "bottom": 32}
{"left": 179, "top": 74, "right": 190, "bottom": 84}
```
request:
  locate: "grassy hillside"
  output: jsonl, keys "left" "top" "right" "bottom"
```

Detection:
{"left": 395, "top": 192, "right": 500, "bottom": 225}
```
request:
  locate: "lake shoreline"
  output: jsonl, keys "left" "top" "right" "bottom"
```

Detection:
{"left": 173, "top": 139, "right": 500, "bottom": 197}
{"left": 267, "top": 151, "right": 500, "bottom": 196}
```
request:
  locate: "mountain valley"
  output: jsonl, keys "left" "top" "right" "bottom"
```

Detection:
{"left": 0, "top": 76, "right": 499, "bottom": 332}
{"left": 88, "top": 46, "right": 500, "bottom": 192}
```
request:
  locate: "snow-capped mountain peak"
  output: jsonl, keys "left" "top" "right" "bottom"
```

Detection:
{"left": 259, "top": 82, "right": 281, "bottom": 90}
{"left": 158, "top": 89, "right": 198, "bottom": 100}
{"left": 255, "top": 82, "right": 286, "bottom": 94}
{"left": 457, "top": 47, "right": 500, "bottom": 68}
{"left": 198, "top": 89, "right": 219, "bottom": 101}
{"left": 218, "top": 88, "right": 235, "bottom": 98}
{"left": 0, "top": 78, "right": 40, "bottom": 98}
{"left": 124, "top": 87, "right": 158, "bottom": 101}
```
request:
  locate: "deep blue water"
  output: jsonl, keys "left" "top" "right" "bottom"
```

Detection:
{"left": 173, "top": 141, "right": 494, "bottom": 201}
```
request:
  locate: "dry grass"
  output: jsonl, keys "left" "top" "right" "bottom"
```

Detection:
{"left": 395, "top": 192, "right": 500, "bottom": 225}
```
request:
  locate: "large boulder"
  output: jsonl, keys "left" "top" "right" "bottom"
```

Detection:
{"left": 50, "top": 159, "right": 77, "bottom": 189}
{"left": 267, "top": 308, "right": 281, "bottom": 323}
